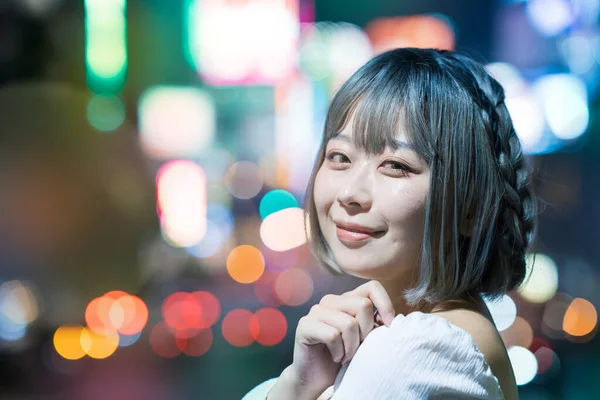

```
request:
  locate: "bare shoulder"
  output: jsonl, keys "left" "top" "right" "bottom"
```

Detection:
{"left": 431, "top": 308, "right": 519, "bottom": 400}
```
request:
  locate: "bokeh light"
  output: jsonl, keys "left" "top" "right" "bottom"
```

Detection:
{"left": 192, "top": 291, "right": 222, "bottom": 328}
{"left": 176, "top": 328, "right": 213, "bottom": 357}
{"left": 532, "top": 74, "right": 589, "bottom": 140}
{"left": 188, "top": 0, "right": 299, "bottom": 85}
{"left": 486, "top": 62, "right": 546, "bottom": 154}
{"left": 53, "top": 325, "right": 87, "bottom": 360}
{"left": 273, "top": 71, "right": 322, "bottom": 195}
{"left": 112, "top": 294, "right": 148, "bottom": 335}
{"left": 483, "top": 294, "right": 517, "bottom": 331}
{"left": 150, "top": 321, "right": 181, "bottom": 358}
{"left": 274, "top": 268, "right": 314, "bottom": 306}
{"left": 222, "top": 309, "right": 254, "bottom": 347}
{"left": 186, "top": 204, "right": 234, "bottom": 258}
{"left": 253, "top": 270, "right": 282, "bottom": 307}
{"left": 534, "top": 346, "right": 561, "bottom": 377}
{"left": 563, "top": 298, "right": 597, "bottom": 337}
{"left": 224, "top": 161, "right": 263, "bottom": 200}
{"left": 542, "top": 292, "right": 573, "bottom": 338}
{"left": 85, "top": 291, "right": 148, "bottom": 336}
{"left": 162, "top": 292, "right": 203, "bottom": 333}
{"left": 118, "top": 331, "right": 142, "bottom": 347}
{"left": 157, "top": 160, "right": 207, "bottom": 247}
{"left": 138, "top": 86, "right": 216, "bottom": 159}
{"left": 259, "top": 189, "right": 299, "bottom": 220}
{"left": 226, "top": 245, "right": 265, "bottom": 284}
{"left": 260, "top": 207, "right": 306, "bottom": 251}
{"left": 162, "top": 291, "right": 221, "bottom": 339}
{"left": 261, "top": 245, "right": 299, "bottom": 272}
{"left": 0, "top": 280, "right": 40, "bottom": 341}
{"left": 249, "top": 308, "right": 288, "bottom": 346}
{"left": 525, "top": 0, "right": 576, "bottom": 37}
{"left": 185, "top": 220, "right": 227, "bottom": 258}
{"left": 517, "top": 253, "right": 559, "bottom": 303}
{"left": 500, "top": 316, "right": 534, "bottom": 349}
{"left": 560, "top": 33, "right": 596, "bottom": 75}
{"left": 365, "top": 14, "right": 455, "bottom": 54}
{"left": 80, "top": 327, "right": 120, "bottom": 359}
{"left": 84, "top": 0, "right": 127, "bottom": 93}
{"left": 87, "top": 94, "right": 126, "bottom": 132}
{"left": 508, "top": 345, "right": 538, "bottom": 386}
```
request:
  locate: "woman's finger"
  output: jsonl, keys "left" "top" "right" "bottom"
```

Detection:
{"left": 343, "top": 280, "right": 395, "bottom": 326}
{"left": 319, "top": 294, "right": 374, "bottom": 342}
{"left": 296, "top": 314, "right": 346, "bottom": 363}
{"left": 310, "top": 304, "right": 360, "bottom": 364}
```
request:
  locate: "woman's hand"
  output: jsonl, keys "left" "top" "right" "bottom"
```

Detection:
{"left": 268, "top": 280, "right": 396, "bottom": 400}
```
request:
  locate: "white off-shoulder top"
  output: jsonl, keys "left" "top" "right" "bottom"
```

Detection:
{"left": 242, "top": 311, "right": 505, "bottom": 400}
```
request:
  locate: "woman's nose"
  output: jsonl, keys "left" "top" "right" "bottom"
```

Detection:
{"left": 336, "top": 168, "right": 373, "bottom": 210}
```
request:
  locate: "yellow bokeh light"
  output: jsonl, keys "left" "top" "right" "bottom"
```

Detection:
{"left": 53, "top": 325, "right": 87, "bottom": 360}
{"left": 226, "top": 245, "right": 265, "bottom": 284}
{"left": 563, "top": 298, "right": 597, "bottom": 337}
{"left": 80, "top": 327, "right": 120, "bottom": 359}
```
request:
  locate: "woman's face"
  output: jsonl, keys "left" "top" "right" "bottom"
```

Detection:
{"left": 313, "top": 114, "right": 430, "bottom": 281}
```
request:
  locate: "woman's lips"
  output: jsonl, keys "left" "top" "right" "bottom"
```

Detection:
{"left": 335, "top": 226, "right": 385, "bottom": 243}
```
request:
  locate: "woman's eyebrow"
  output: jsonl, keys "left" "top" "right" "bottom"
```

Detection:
{"left": 330, "top": 133, "right": 420, "bottom": 155}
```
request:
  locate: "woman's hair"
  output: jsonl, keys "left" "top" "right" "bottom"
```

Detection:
{"left": 303, "top": 47, "right": 538, "bottom": 307}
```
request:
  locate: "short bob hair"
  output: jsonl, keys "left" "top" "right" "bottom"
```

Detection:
{"left": 303, "top": 47, "right": 538, "bottom": 307}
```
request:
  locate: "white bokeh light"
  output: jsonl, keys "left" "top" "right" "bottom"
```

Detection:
{"left": 517, "top": 253, "right": 559, "bottom": 304}
{"left": 508, "top": 346, "right": 538, "bottom": 385}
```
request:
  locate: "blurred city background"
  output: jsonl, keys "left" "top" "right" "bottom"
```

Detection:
{"left": 0, "top": 0, "right": 598, "bottom": 399}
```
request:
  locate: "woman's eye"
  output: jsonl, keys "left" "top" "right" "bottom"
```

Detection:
{"left": 326, "top": 152, "right": 349, "bottom": 163}
{"left": 381, "top": 161, "right": 411, "bottom": 176}
{"left": 382, "top": 161, "right": 406, "bottom": 170}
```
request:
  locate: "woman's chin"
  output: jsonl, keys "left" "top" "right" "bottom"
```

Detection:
{"left": 335, "top": 262, "right": 387, "bottom": 280}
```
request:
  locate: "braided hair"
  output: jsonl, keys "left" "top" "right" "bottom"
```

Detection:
{"left": 304, "top": 47, "right": 538, "bottom": 306}
{"left": 431, "top": 50, "right": 537, "bottom": 302}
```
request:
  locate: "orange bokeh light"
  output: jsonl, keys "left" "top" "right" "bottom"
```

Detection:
{"left": 249, "top": 307, "right": 287, "bottom": 346}
{"left": 85, "top": 291, "right": 148, "bottom": 336}
{"left": 116, "top": 295, "right": 149, "bottom": 335}
{"left": 563, "top": 298, "right": 597, "bottom": 337}
{"left": 80, "top": 327, "right": 120, "bottom": 359}
{"left": 226, "top": 245, "right": 265, "bottom": 284}
{"left": 365, "top": 15, "right": 455, "bottom": 54}
{"left": 53, "top": 325, "right": 87, "bottom": 360}
{"left": 222, "top": 309, "right": 254, "bottom": 347}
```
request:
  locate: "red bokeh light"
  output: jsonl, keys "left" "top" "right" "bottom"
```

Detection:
{"left": 222, "top": 309, "right": 254, "bottom": 347}
{"left": 249, "top": 307, "right": 287, "bottom": 346}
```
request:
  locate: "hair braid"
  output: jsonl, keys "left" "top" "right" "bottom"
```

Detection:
{"left": 436, "top": 50, "right": 537, "bottom": 294}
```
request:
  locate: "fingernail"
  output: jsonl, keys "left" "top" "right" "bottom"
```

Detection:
{"left": 385, "top": 312, "right": 395, "bottom": 326}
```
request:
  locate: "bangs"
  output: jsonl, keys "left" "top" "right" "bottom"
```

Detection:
{"left": 324, "top": 55, "right": 438, "bottom": 164}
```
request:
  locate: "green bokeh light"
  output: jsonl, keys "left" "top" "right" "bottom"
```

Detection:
{"left": 259, "top": 190, "right": 299, "bottom": 220}
{"left": 87, "top": 95, "right": 126, "bottom": 132}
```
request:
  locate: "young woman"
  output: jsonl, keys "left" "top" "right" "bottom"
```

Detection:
{"left": 243, "top": 47, "right": 537, "bottom": 400}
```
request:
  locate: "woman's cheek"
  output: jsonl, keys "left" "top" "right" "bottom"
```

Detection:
{"left": 313, "top": 167, "right": 334, "bottom": 208}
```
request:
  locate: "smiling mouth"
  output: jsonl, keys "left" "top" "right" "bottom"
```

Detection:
{"left": 335, "top": 225, "right": 386, "bottom": 243}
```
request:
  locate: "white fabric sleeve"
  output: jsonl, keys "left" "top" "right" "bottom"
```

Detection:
{"left": 330, "top": 312, "right": 505, "bottom": 400}
{"left": 241, "top": 377, "right": 278, "bottom": 400}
